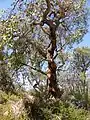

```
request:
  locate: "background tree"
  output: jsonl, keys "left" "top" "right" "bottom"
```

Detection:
{"left": 72, "top": 47, "right": 90, "bottom": 108}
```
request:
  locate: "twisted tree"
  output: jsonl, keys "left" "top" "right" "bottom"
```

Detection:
{"left": 0, "top": 0, "right": 88, "bottom": 97}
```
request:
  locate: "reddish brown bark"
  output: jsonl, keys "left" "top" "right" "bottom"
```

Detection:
{"left": 47, "top": 46, "right": 63, "bottom": 98}
{"left": 46, "top": 20, "right": 63, "bottom": 98}
{"left": 40, "top": 0, "right": 64, "bottom": 98}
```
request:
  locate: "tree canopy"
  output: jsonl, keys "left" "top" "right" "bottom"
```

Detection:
{"left": 0, "top": 0, "right": 89, "bottom": 96}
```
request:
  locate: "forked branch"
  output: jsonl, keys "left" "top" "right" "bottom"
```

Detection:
{"left": 42, "top": 0, "right": 51, "bottom": 20}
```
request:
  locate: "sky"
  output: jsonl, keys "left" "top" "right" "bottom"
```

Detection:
{"left": 0, "top": 0, "right": 90, "bottom": 47}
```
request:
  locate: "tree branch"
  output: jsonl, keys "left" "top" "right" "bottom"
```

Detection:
{"left": 41, "top": 26, "right": 50, "bottom": 36}
{"left": 9, "top": 0, "right": 20, "bottom": 18}
{"left": 21, "top": 63, "right": 47, "bottom": 76}
{"left": 27, "top": 38, "right": 47, "bottom": 58}
{"left": 42, "top": 0, "right": 51, "bottom": 20}
{"left": 32, "top": 42, "right": 47, "bottom": 58}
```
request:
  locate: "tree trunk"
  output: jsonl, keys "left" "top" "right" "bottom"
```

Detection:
{"left": 46, "top": 22, "right": 63, "bottom": 98}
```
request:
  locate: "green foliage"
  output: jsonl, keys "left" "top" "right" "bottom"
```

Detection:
{"left": 73, "top": 47, "right": 90, "bottom": 72}
{"left": 72, "top": 47, "right": 90, "bottom": 104}
{"left": 0, "top": 91, "right": 27, "bottom": 120}
{"left": 28, "top": 98, "right": 90, "bottom": 120}
{"left": 0, "top": 90, "right": 90, "bottom": 120}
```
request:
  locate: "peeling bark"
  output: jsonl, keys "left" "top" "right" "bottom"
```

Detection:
{"left": 47, "top": 45, "right": 63, "bottom": 98}
{"left": 39, "top": 0, "right": 64, "bottom": 98}
{"left": 46, "top": 21, "right": 63, "bottom": 98}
